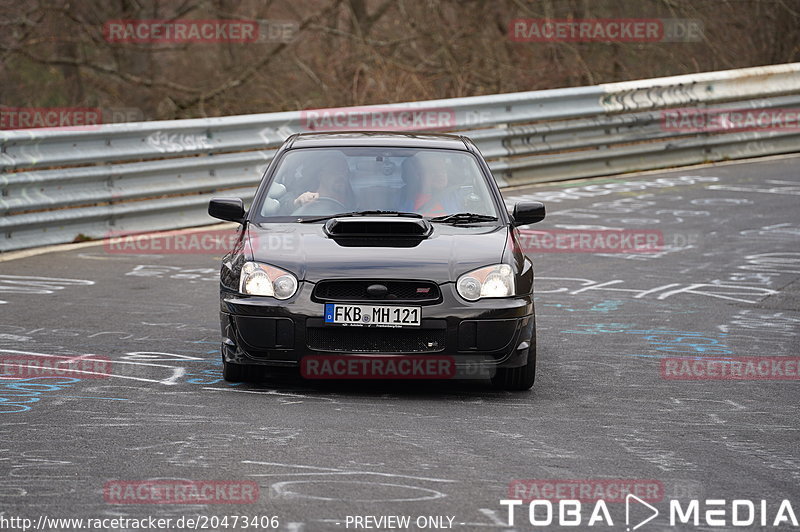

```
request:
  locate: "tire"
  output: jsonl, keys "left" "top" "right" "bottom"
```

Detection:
{"left": 222, "top": 351, "right": 260, "bottom": 383}
{"left": 491, "top": 324, "right": 537, "bottom": 391}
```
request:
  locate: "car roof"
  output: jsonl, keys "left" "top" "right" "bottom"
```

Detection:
{"left": 287, "top": 131, "right": 469, "bottom": 150}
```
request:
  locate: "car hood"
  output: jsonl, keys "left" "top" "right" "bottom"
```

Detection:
{"left": 247, "top": 222, "right": 508, "bottom": 283}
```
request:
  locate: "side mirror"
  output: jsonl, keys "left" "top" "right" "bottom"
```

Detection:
{"left": 512, "top": 201, "right": 545, "bottom": 226}
{"left": 209, "top": 197, "right": 246, "bottom": 223}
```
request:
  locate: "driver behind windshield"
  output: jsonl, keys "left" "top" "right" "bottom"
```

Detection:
{"left": 292, "top": 154, "right": 357, "bottom": 215}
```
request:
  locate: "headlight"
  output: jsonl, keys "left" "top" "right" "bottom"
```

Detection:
{"left": 456, "top": 264, "right": 514, "bottom": 301}
{"left": 239, "top": 262, "right": 298, "bottom": 299}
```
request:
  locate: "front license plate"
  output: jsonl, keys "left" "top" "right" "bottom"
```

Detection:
{"left": 324, "top": 303, "right": 421, "bottom": 327}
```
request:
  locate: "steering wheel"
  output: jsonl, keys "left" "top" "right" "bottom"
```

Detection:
{"left": 292, "top": 196, "right": 348, "bottom": 216}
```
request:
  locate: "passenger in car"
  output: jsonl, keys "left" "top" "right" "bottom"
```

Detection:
{"left": 400, "top": 152, "right": 461, "bottom": 216}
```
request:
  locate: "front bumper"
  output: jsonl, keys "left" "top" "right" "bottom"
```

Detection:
{"left": 220, "top": 281, "right": 534, "bottom": 370}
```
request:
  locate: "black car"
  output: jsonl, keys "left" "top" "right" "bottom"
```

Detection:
{"left": 209, "top": 132, "right": 545, "bottom": 390}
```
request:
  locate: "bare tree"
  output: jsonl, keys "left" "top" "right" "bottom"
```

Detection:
{"left": 0, "top": 0, "right": 797, "bottom": 122}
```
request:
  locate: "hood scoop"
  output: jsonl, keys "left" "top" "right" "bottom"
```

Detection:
{"left": 324, "top": 216, "right": 432, "bottom": 246}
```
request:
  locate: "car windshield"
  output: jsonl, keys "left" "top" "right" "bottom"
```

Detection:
{"left": 254, "top": 147, "right": 499, "bottom": 221}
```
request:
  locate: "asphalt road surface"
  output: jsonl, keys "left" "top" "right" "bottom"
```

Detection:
{"left": 1, "top": 155, "right": 798, "bottom": 532}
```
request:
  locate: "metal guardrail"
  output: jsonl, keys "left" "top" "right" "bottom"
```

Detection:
{"left": 2, "top": 63, "right": 800, "bottom": 251}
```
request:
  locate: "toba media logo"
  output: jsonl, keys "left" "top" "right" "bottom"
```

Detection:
{"left": 500, "top": 496, "right": 798, "bottom": 529}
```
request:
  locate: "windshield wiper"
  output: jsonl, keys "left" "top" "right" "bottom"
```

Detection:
{"left": 429, "top": 212, "right": 498, "bottom": 224}
{"left": 299, "top": 210, "right": 424, "bottom": 223}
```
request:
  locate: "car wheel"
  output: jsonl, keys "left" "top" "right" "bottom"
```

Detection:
{"left": 491, "top": 327, "right": 537, "bottom": 391}
{"left": 222, "top": 351, "right": 260, "bottom": 383}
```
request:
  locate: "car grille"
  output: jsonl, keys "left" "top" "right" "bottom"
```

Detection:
{"left": 307, "top": 326, "right": 446, "bottom": 353}
{"left": 313, "top": 280, "right": 440, "bottom": 302}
